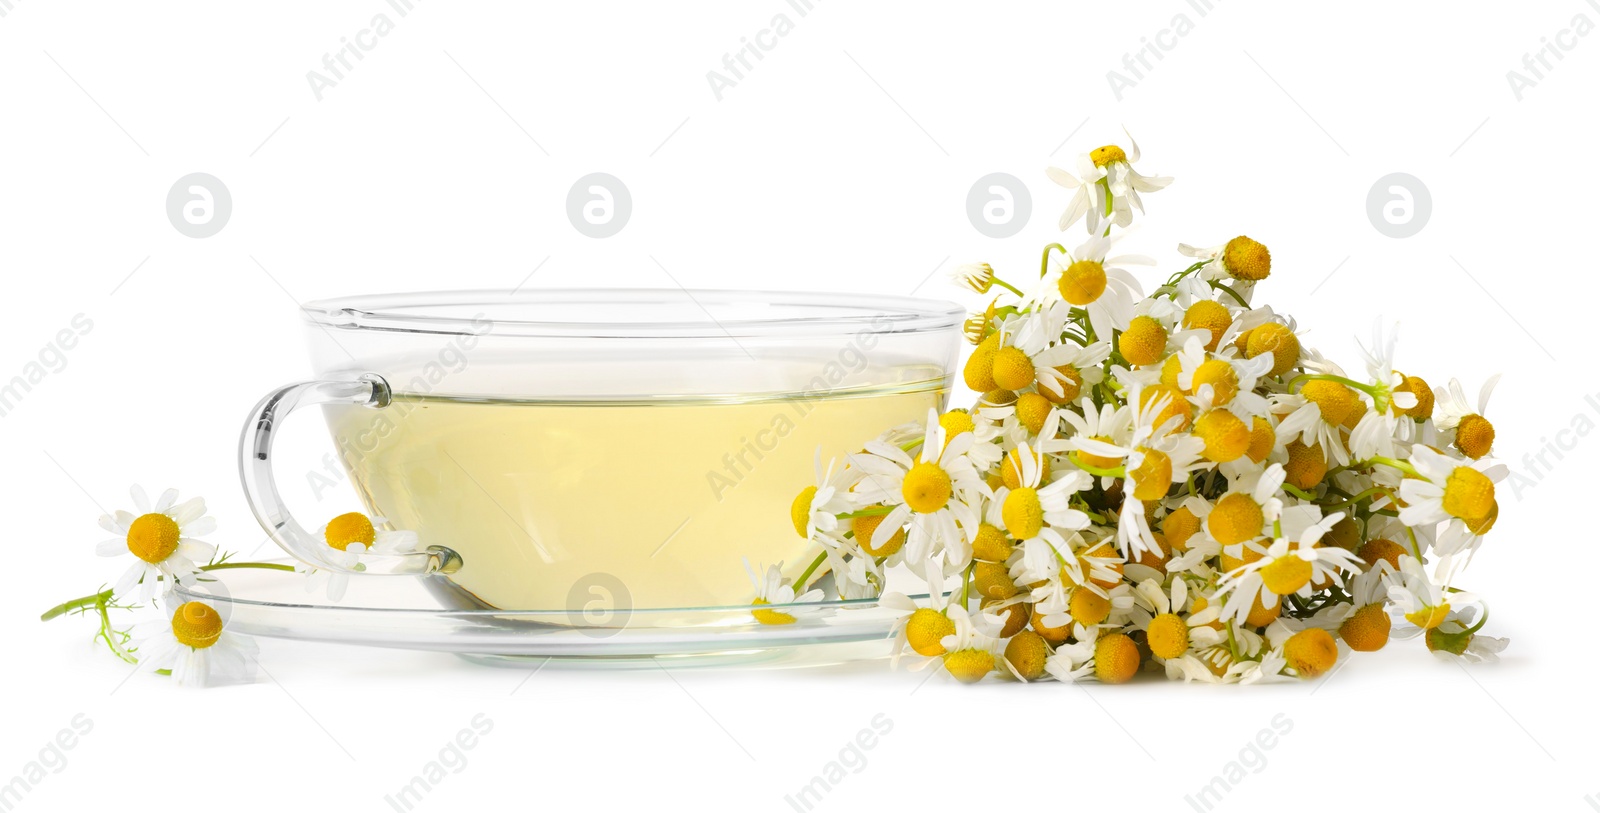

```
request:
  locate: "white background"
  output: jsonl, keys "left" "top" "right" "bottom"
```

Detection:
{"left": 2, "top": 1, "right": 1595, "bottom": 809}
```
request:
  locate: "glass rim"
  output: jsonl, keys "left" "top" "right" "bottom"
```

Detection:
{"left": 300, "top": 288, "right": 965, "bottom": 338}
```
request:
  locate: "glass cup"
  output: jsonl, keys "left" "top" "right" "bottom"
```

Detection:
{"left": 240, "top": 289, "right": 962, "bottom": 612}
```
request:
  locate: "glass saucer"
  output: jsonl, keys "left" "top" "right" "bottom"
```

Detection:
{"left": 174, "top": 563, "right": 902, "bottom": 669}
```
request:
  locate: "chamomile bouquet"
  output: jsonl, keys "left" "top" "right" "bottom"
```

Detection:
{"left": 774, "top": 132, "right": 1506, "bottom": 684}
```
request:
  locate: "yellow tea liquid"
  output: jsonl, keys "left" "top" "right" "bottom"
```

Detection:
{"left": 324, "top": 373, "right": 944, "bottom": 610}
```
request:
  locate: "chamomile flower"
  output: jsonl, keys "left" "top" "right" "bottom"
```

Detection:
{"left": 939, "top": 605, "right": 1007, "bottom": 683}
{"left": 1178, "top": 236, "right": 1273, "bottom": 284}
{"left": 1425, "top": 606, "right": 1507, "bottom": 663}
{"left": 879, "top": 568, "right": 955, "bottom": 667}
{"left": 848, "top": 409, "right": 986, "bottom": 573}
{"left": 1047, "top": 128, "right": 1172, "bottom": 234}
{"left": 1201, "top": 464, "right": 1287, "bottom": 549}
{"left": 1215, "top": 512, "right": 1362, "bottom": 626}
{"left": 1434, "top": 375, "right": 1501, "bottom": 460}
{"left": 1131, "top": 577, "right": 1224, "bottom": 663}
{"left": 1387, "top": 555, "right": 1473, "bottom": 636}
{"left": 96, "top": 485, "right": 217, "bottom": 602}
{"left": 990, "top": 306, "right": 1111, "bottom": 403}
{"left": 300, "top": 513, "right": 415, "bottom": 602}
{"left": 951, "top": 262, "right": 996, "bottom": 294}
{"left": 1035, "top": 233, "right": 1151, "bottom": 341}
{"left": 791, "top": 451, "right": 859, "bottom": 543}
{"left": 744, "top": 559, "right": 825, "bottom": 625}
{"left": 1273, "top": 379, "right": 1362, "bottom": 466}
{"left": 131, "top": 598, "right": 258, "bottom": 688}
{"left": 1355, "top": 319, "right": 1411, "bottom": 408}
{"left": 1398, "top": 445, "right": 1506, "bottom": 557}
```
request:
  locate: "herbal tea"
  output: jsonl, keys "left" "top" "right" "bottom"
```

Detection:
{"left": 324, "top": 374, "right": 945, "bottom": 610}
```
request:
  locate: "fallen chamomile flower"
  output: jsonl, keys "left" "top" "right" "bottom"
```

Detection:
{"left": 775, "top": 135, "right": 1509, "bottom": 685}
{"left": 132, "top": 598, "right": 258, "bottom": 688}
{"left": 300, "top": 512, "right": 418, "bottom": 602}
{"left": 96, "top": 485, "right": 217, "bottom": 602}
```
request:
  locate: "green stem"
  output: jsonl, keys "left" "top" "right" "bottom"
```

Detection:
{"left": 1320, "top": 487, "right": 1389, "bottom": 511}
{"left": 1067, "top": 456, "right": 1125, "bottom": 479}
{"left": 40, "top": 589, "right": 113, "bottom": 622}
{"left": 793, "top": 551, "right": 828, "bottom": 592}
{"left": 1280, "top": 483, "right": 1318, "bottom": 502}
{"left": 1463, "top": 600, "right": 1490, "bottom": 635}
{"left": 1288, "top": 372, "right": 1383, "bottom": 401}
{"left": 1363, "top": 456, "right": 1419, "bottom": 478}
{"left": 200, "top": 562, "right": 298, "bottom": 573}
{"left": 1040, "top": 243, "right": 1068, "bottom": 278}
{"left": 837, "top": 506, "right": 894, "bottom": 520}
{"left": 990, "top": 277, "right": 1026, "bottom": 298}
{"left": 1209, "top": 281, "right": 1249, "bottom": 308}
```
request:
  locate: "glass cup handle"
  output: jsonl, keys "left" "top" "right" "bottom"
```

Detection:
{"left": 238, "top": 373, "right": 462, "bottom": 576}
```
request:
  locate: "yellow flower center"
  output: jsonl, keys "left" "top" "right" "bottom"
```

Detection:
{"left": 1065, "top": 542, "right": 1125, "bottom": 590}
{"left": 944, "top": 648, "right": 996, "bottom": 684}
{"left": 1283, "top": 441, "right": 1328, "bottom": 490}
{"left": 1002, "top": 447, "right": 1050, "bottom": 489}
{"left": 1283, "top": 628, "right": 1337, "bottom": 678}
{"left": 1339, "top": 603, "right": 1391, "bottom": 652}
{"left": 1043, "top": 364, "right": 1085, "bottom": 405}
{"left": 1059, "top": 260, "right": 1107, "bottom": 306}
{"left": 1246, "top": 593, "right": 1281, "bottom": 627}
{"left": 1193, "top": 409, "right": 1251, "bottom": 463}
{"left": 939, "top": 409, "right": 976, "bottom": 440}
{"left": 1392, "top": 373, "right": 1434, "bottom": 420}
{"left": 1245, "top": 416, "right": 1276, "bottom": 464}
{"left": 1094, "top": 633, "right": 1142, "bottom": 684}
{"left": 1119, "top": 316, "right": 1168, "bottom": 366}
{"left": 1147, "top": 613, "right": 1190, "bottom": 660}
{"left": 1404, "top": 603, "right": 1451, "bottom": 630}
{"left": 1162, "top": 505, "right": 1201, "bottom": 551}
{"left": 1129, "top": 448, "right": 1173, "bottom": 502}
{"left": 1141, "top": 384, "right": 1192, "bottom": 432}
{"left": 1358, "top": 538, "right": 1405, "bottom": 571}
{"left": 975, "top": 561, "right": 1020, "bottom": 599}
{"left": 1208, "top": 493, "right": 1263, "bottom": 545}
{"left": 751, "top": 598, "right": 797, "bottom": 625}
{"left": 1189, "top": 359, "right": 1238, "bottom": 405}
{"left": 1069, "top": 587, "right": 1112, "bottom": 626}
{"left": 1073, "top": 436, "right": 1123, "bottom": 471}
{"left": 126, "top": 513, "right": 181, "bottom": 564}
{"left": 1090, "top": 144, "right": 1127, "bottom": 167}
{"left": 906, "top": 608, "right": 955, "bottom": 656}
{"left": 1222, "top": 236, "right": 1272, "bottom": 281}
{"left": 990, "top": 346, "right": 1037, "bottom": 391}
{"left": 789, "top": 486, "right": 817, "bottom": 538}
{"left": 1159, "top": 354, "right": 1183, "bottom": 387}
{"left": 1004, "top": 630, "right": 1049, "bottom": 681}
{"left": 902, "top": 462, "right": 953, "bottom": 513}
{"left": 1454, "top": 414, "right": 1495, "bottom": 459}
{"left": 170, "top": 602, "right": 223, "bottom": 649}
{"left": 1002, "top": 487, "right": 1045, "bottom": 540}
{"left": 324, "top": 512, "right": 376, "bottom": 552}
{"left": 1246, "top": 322, "right": 1299, "bottom": 377}
{"left": 986, "top": 599, "right": 1030, "bottom": 637}
{"left": 971, "top": 522, "right": 1013, "bottom": 562}
{"left": 1182, "top": 301, "right": 1232, "bottom": 352}
{"left": 1031, "top": 610, "right": 1071, "bottom": 643}
{"left": 853, "top": 513, "right": 906, "bottom": 556}
{"left": 1300, "top": 380, "right": 1357, "bottom": 426}
{"left": 1014, "top": 392, "right": 1053, "bottom": 435}
{"left": 1260, "top": 555, "right": 1312, "bottom": 595}
{"left": 963, "top": 333, "right": 1001, "bottom": 392}
{"left": 1324, "top": 516, "right": 1360, "bottom": 552}
{"left": 1441, "top": 466, "right": 1495, "bottom": 522}
{"left": 1465, "top": 500, "right": 1499, "bottom": 536}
